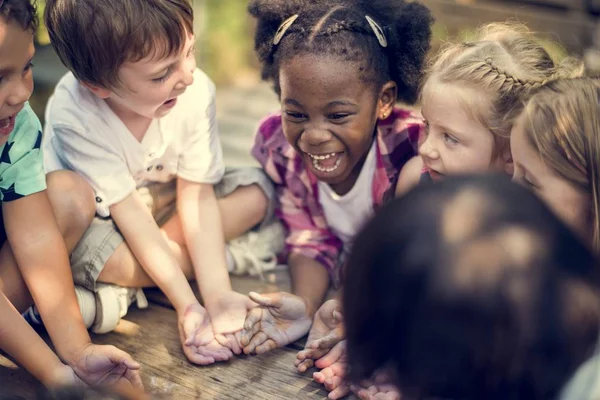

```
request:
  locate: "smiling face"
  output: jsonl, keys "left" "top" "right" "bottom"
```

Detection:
{"left": 419, "top": 83, "right": 507, "bottom": 181}
{"left": 89, "top": 33, "right": 197, "bottom": 124}
{"left": 0, "top": 19, "right": 34, "bottom": 145}
{"left": 511, "top": 113, "right": 590, "bottom": 239}
{"left": 279, "top": 53, "right": 395, "bottom": 195}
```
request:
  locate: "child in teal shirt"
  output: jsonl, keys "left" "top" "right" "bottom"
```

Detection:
{"left": 0, "top": 0, "right": 140, "bottom": 388}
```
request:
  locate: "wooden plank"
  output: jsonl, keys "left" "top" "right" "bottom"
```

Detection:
{"left": 0, "top": 305, "right": 353, "bottom": 399}
{"left": 475, "top": 0, "right": 585, "bottom": 11}
{"left": 421, "top": 0, "right": 596, "bottom": 53}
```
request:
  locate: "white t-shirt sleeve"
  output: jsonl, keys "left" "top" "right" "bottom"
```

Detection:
{"left": 177, "top": 73, "right": 224, "bottom": 184}
{"left": 49, "top": 125, "right": 136, "bottom": 217}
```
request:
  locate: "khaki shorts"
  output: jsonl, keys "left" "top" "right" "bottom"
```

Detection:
{"left": 70, "top": 167, "right": 276, "bottom": 291}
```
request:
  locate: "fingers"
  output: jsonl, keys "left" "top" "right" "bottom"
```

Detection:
{"left": 248, "top": 291, "right": 282, "bottom": 308}
{"left": 328, "top": 381, "right": 350, "bottom": 399}
{"left": 241, "top": 310, "right": 263, "bottom": 346}
{"left": 315, "top": 341, "right": 346, "bottom": 369}
{"left": 182, "top": 316, "right": 200, "bottom": 346}
{"left": 332, "top": 309, "right": 343, "bottom": 324}
{"left": 105, "top": 345, "right": 142, "bottom": 370}
{"left": 296, "top": 359, "right": 314, "bottom": 373}
{"left": 310, "top": 331, "right": 344, "bottom": 351}
{"left": 254, "top": 339, "right": 278, "bottom": 355}
{"left": 296, "top": 348, "right": 328, "bottom": 366}
{"left": 216, "top": 333, "right": 242, "bottom": 355}
{"left": 184, "top": 345, "right": 215, "bottom": 365}
{"left": 243, "top": 331, "right": 268, "bottom": 355}
{"left": 123, "top": 368, "right": 144, "bottom": 389}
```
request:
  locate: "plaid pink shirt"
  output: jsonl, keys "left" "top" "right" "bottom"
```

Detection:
{"left": 252, "top": 108, "right": 424, "bottom": 287}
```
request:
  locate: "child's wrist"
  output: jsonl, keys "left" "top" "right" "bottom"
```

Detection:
{"left": 59, "top": 340, "right": 93, "bottom": 368}
{"left": 41, "top": 363, "right": 75, "bottom": 388}
{"left": 301, "top": 296, "right": 318, "bottom": 319}
{"left": 176, "top": 301, "right": 204, "bottom": 317}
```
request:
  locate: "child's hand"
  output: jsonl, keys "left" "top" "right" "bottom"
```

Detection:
{"left": 313, "top": 341, "right": 350, "bottom": 399}
{"left": 69, "top": 344, "right": 142, "bottom": 389}
{"left": 241, "top": 292, "right": 313, "bottom": 355}
{"left": 178, "top": 303, "right": 233, "bottom": 365}
{"left": 351, "top": 370, "right": 401, "bottom": 400}
{"left": 204, "top": 290, "right": 256, "bottom": 354}
{"left": 295, "top": 299, "right": 344, "bottom": 373}
{"left": 353, "top": 384, "right": 401, "bottom": 400}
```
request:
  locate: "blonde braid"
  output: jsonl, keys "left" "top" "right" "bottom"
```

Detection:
{"left": 483, "top": 57, "right": 548, "bottom": 89}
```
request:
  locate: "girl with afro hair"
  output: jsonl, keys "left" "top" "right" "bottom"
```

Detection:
{"left": 241, "top": 0, "right": 432, "bottom": 397}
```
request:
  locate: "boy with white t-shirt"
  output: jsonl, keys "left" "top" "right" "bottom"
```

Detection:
{"left": 42, "top": 0, "right": 279, "bottom": 363}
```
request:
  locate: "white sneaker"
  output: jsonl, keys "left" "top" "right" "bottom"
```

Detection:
{"left": 92, "top": 284, "right": 148, "bottom": 334}
{"left": 74, "top": 285, "right": 96, "bottom": 328}
{"left": 23, "top": 286, "right": 97, "bottom": 328}
{"left": 227, "top": 221, "right": 285, "bottom": 279}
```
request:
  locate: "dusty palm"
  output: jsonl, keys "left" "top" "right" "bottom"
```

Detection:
{"left": 70, "top": 344, "right": 142, "bottom": 388}
{"left": 296, "top": 299, "right": 344, "bottom": 372}
{"left": 241, "top": 292, "right": 313, "bottom": 354}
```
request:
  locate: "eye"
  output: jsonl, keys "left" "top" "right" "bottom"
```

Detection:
{"left": 23, "top": 61, "right": 34, "bottom": 74}
{"left": 187, "top": 45, "right": 196, "bottom": 58}
{"left": 153, "top": 67, "right": 173, "bottom": 83}
{"left": 284, "top": 111, "right": 306, "bottom": 121}
{"left": 329, "top": 113, "right": 350, "bottom": 121}
{"left": 523, "top": 176, "right": 538, "bottom": 189}
{"left": 443, "top": 132, "right": 459, "bottom": 145}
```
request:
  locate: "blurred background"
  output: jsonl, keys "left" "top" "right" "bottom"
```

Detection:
{"left": 30, "top": 0, "right": 600, "bottom": 166}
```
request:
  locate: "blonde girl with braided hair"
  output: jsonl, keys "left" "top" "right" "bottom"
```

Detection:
{"left": 511, "top": 78, "right": 600, "bottom": 253}
{"left": 396, "top": 23, "right": 582, "bottom": 195}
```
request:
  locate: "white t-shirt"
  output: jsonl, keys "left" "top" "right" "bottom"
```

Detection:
{"left": 43, "top": 69, "right": 224, "bottom": 217}
{"left": 318, "top": 139, "right": 377, "bottom": 256}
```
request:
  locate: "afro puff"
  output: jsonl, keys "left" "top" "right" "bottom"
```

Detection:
{"left": 248, "top": 0, "right": 433, "bottom": 104}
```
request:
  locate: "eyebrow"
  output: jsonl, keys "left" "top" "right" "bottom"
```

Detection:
{"left": 283, "top": 98, "right": 303, "bottom": 107}
{"left": 150, "top": 39, "right": 196, "bottom": 76}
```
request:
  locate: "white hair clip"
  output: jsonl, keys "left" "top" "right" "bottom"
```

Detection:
{"left": 274, "top": 14, "right": 299, "bottom": 45}
{"left": 365, "top": 15, "right": 387, "bottom": 48}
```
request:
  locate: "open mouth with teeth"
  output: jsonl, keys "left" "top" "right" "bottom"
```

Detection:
{"left": 0, "top": 115, "right": 15, "bottom": 137}
{"left": 308, "top": 152, "right": 343, "bottom": 173}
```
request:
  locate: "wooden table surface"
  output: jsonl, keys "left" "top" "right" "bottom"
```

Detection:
{"left": 0, "top": 273, "right": 352, "bottom": 399}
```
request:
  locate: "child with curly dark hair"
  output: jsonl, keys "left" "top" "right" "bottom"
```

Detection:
{"left": 240, "top": 0, "right": 432, "bottom": 395}
{"left": 345, "top": 175, "right": 600, "bottom": 400}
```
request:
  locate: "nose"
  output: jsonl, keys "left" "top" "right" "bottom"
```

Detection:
{"left": 175, "top": 61, "right": 195, "bottom": 90}
{"left": 418, "top": 134, "right": 440, "bottom": 160}
{"left": 302, "top": 127, "right": 333, "bottom": 147}
{"left": 6, "top": 79, "right": 32, "bottom": 108}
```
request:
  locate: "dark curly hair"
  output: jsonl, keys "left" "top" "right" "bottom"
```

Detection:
{"left": 344, "top": 174, "right": 600, "bottom": 399}
{"left": 248, "top": 0, "right": 433, "bottom": 103}
{"left": 0, "top": 0, "right": 37, "bottom": 33}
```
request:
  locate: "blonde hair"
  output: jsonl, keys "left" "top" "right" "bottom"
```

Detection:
{"left": 520, "top": 78, "right": 600, "bottom": 250}
{"left": 423, "top": 23, "right": 582, "bottom": 157}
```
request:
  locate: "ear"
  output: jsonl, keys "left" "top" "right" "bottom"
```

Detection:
{"left": 81, "top": 82, "right": 112, "bottom": 99}
{"left": 377, "top": 81, "right": 397, "bottom": 121}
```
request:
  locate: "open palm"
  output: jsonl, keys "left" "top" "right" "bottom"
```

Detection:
{"left": 70, "top": 344, "right": 142, "bottom": 389}
{"left": 241, "top": 292, "right": 313, "bottom": 355}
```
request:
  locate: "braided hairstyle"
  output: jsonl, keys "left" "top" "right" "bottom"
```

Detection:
{"left": 248, "top": 0, "right": 433, "bottom": 104}
{"left": 422, "top": 23, "right": 583, "bottom": 157}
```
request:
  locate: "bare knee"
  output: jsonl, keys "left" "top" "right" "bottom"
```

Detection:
{"left": 242, "top": 184, "right": 269, "bottom": 225}
{"left": 46, "top": 170, "right": 95, "bottom": 242}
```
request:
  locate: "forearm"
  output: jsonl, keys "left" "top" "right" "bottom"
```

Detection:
{"left": 111, "top": 192, "right": 198, "bottom": 313}
{"left": 289, "top": 253, "right": 330, "bottom": 317}
{"left": 177, "top": 179, "right": 231, "bottom": 300}
{"left": 3, "top": 194, "right": 91, "bottom": 363}
{"left": 0, "top": 292, "right": 64, "bottom": 385}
